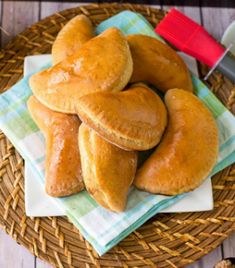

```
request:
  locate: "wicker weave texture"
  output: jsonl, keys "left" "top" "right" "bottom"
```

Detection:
{"left": 0, "top": 3, "right": 235, "bottom": 268}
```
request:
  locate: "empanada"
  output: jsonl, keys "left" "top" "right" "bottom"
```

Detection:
{"left": 27, "top": 96, "right": 84, "bottom": 197}
{"left": 127, "top": 34, "right": 193, "bottom": 92}
{"left": 79, "top": 123, "right": 137, "bottom": 212}
{"left": 52, "top": 15, "right": 94, "bottom": 65}
{"left": 76, "top": 84, "right": 167, "bottom": 151}
{"left": 29, "top": 28, "right": 133, "bottom": 114}
{"left": 134, "top": 89, "right": 219, "bottom": 195}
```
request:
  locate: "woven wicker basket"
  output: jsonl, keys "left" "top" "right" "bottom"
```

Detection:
{"left": 0, "top": 3, "right": 235, "bottom": 268}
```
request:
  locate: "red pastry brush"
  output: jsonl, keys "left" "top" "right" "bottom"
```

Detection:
{"left": 155, "top": 8, "right": 235, "bottom": 82}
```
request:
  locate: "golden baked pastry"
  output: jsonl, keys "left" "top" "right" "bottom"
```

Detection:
{"left": 127, "top": 34, "right": 193, "bottom": 92}
{"left": 27, "top": 96, "right": 84, "bottom": 197}
{"left": 76, "top": 83, "right": 167, "bottom": 151}
{"left": 134, "top": 89, "right": 219, "bottom": 195}
{"left": 52, "top": 15, "right": 94, "bottom": 65}
{"left": 79, "top": 124, "right": 137, "bottom": 212}
{"left": 29, "top": 28, "right": 133, "bottom": 114}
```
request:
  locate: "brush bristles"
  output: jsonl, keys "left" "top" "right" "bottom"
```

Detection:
{"left": 156, "top": 8, "right": 201, "bottom": 50}
{"left": 156, "top": 8, "right": 225, "bottom": 68}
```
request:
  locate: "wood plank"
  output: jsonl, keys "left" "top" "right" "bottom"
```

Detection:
{"left": 0, "top": 229, "right": 35, "bottom": 268}
{"left": 201, "top": 7, "right": 235, "bottom": 40}
{"left": 1, "top": 1, "right": 40, "bottom": 47}
{"left": 150, "top": 4, "right": 161, "bottom": 9}
{"left": 40, "top": 2, "right": 88, "bottom": 19}
{"left": 36, "top": 259, "right": 52, "bottom": 268}
{"left": 222, "top": 232, "right": 235, "bottom": 258}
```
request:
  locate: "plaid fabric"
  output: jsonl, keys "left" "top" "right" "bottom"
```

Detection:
{"left": 0, "top": 11, "right": 235, "bottom": 255}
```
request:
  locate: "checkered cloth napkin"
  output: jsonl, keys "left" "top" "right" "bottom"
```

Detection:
{"left": 0, "top": 11, "right": 235, "bottom": 255}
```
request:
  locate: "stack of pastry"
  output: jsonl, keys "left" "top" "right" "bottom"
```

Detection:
{"left": 28, "top": 15, "right": 219, "bottom": 212}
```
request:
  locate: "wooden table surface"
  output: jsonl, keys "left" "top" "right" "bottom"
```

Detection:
{"left": 0, "top": 1, "right": 235, "bottom": 267}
